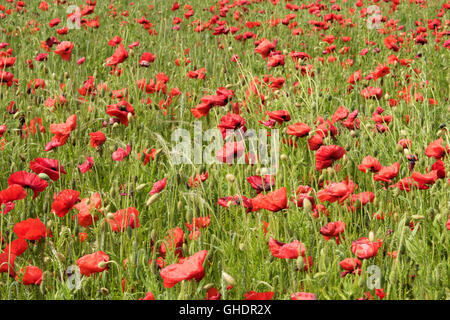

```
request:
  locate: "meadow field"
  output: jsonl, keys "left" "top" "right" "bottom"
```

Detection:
{"left": 0, "top": 0, "right": 449, "bottom": 300}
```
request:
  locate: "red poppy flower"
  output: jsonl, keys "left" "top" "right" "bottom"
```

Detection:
{"left": 218, "top": 113, "right": 246, "bottom": 139}
{"left": 286, "top": 122, "right": 311, "bottom": 137}
{"left": 205, "top": 287, "right": 221, "bottom": 300}
{"left": 138, "top": 148, "right": 158, "bottom": 166}
{"left": 350, "top": 192, "right": 375, "bottom": 211}
{"left": 216, "top": 141, "right": 245, "bottom": 164}
{"left": 361, "top": 86, "right": 382, "bottom": 99}
{"left": 160, "top": 250, "right": 208, "bottom": 288}
{"left": 76, "top": 251, "right": 109, "bottom": 277}
{"left": 267, "top": 110, "right": 291, "bottom": 125}
{"left": 89, "top": 131, "right": 106, "bottom": 148}
{"left": 112, "top": 144, "right": 132, "bottom": 161}
{"left": 106, "top": 100, "right": 135, "bottom": 126}
{"left": 389, "top": 176, "right": 428, "bottom": 192}
{"left": 53, "top": 41, "right": 74, "bottom": 61}
{"left": 320, "top": 221, "right": 345, "bottom": 244}
{"left": 186, "top": 216, "right": 211, "bottom": 232}
{"left": 351, "top": 237, "right": 383, "bottom": 259}
{"left": 78, "top": 156, "right": 94, "bottom": 173}
{"left": 244, "top": 291, "right": 274, "bottom": 300}
{"left": 430, "top": 160, "right": 445, "bottom": 179}
{"left": 254, "top": 39, "right": 276, "bottom": 59}
{"left": 339, "top": 258, "right": 361, "bottom": 277}
{"left": 0, "top": 252, "right": 16, "bottom": 277}
{"left": 291, "top": 292, "right": 317, "bottom": 300}
{"left": 425, "top": 138, "right": 449, "bottom": 159}
{"left": 373, "top": 162, "right": 400, "bottom": 183}
{"left": 51, "top": 189, "right": 80, "bottom": 218}
{"left": 268, "top": 237, "right": 306, "bottom": 259}
{"left": 3, "top": 237, "right": 28, "bottom": 256}
{"left": 411, "top": 171, "right": 438, "bottom": 186}
{"left": 105, "top": 43, "right": 128, "bottom": 66}
{"left": 0, "top": 184, "right": 27, "bottom": 204}
{"left": 45, "top": 114, "right": 77, "bottom": 151}
{"left": 8, "top": 171, "right": 48, "bottom": 199}
{"left": 149, "top": 177, "right": 167, "bottom": 195}
{"left": 73, "top": 192, "right": 102, "bottom": 227}
{"left": 13, "top": 217, "right": 47, "bottom": 241}
{"left": 217, "top": 195, "right": 252, "bottom": 209}
{"left": 108, "top": 207, "right": 140, "bottom": 232}
{"left": 315, "top": 145, "right": 346, "bottom": 171}
{"left": 139, "top": 292, "right": 155, "bottom": 300}
{"left": 29, "top": 158, "right": 66, "bottom": 181}
{"left": 317, "top": 179, "right": 355, "bottom": 204}
{"left": 159, "top": 227, "right": 184, "bottom": 257}
{"left": 370, "top": 63, "right": 390, "bottom": 81}
{"left": 16, "top": 265, "right": 43, "bottom": 285}
{"left": 358, "top": 156, "right": 382, "bottom": 173}
{"left": 249, "top": 187, "right": 288, "bottom": 212}
{"left": 139, "top": 52, "right": 156, "bottom": 67}
{"left": 246, "top": 175, "right": 275, "bottom": 193}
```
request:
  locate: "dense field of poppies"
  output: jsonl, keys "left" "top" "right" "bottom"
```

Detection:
{"left": 0, "top": 0, "right": 449, "bottom": 300}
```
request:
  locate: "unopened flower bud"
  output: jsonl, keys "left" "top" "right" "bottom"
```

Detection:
{"left": 135, "top": 183, "right": 147, "bottom": 191}
{"left": 280, "top": 154, "right": 288, "bottom": 161}
{"left": 38, "top": 173, "right": 50, "bottom": 181}
{"left": 100, "top": 287, "right": 109, "bottom": 295}
{"left": 222, "top": 271, "right": 235, "bottom": 287}
{"left": 146, "top": 193, "right": 161, "bottom": 206}
{"left": 98, "top": 261, "right": 107, "bottom": 269}
{"left": 225, "top": 173, "right": 235, "bottom": 183}
{"left": 368, "top": 231, "right": 375, "bottom": 242}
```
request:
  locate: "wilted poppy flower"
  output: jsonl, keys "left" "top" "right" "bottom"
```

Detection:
{"left": 249, "top": 187, "right": 288, "bottom": 212}
{"left": 53, "top": 41, "right": 74, "bottom": 61}
{"left": 51, "top": 189, "right": 80, "bottom": 217}
{"left": 315, "top": 145, "right": 346, "bottom": 171}
{"left": 13, "top": 217, "right": 47, "bottom": 241}
{"left": 16, "top": 265, "right": 43, "bottom": 285}
{"left": 361, "top": 86, "right": 382, "bottom": 99}
{"left": 89, "top": 131, "right": 106, "bottom": 148}
{"left": 286, "top": 122, "right": 311, "bottom": 137}
{"left": 186, "top": 216, "right": 211, "bottom": 232}
{"left": 76, "top": 251, "right": 109, "bottom": 277}
{"left": 160, "top": 250, "right": 208, "bottom": 288}
{"left": 268, "top": 237, "right": 306, "bottom": 259}
{"left": 159, "top": 227, "right": 184, "bottom": 257}
{"left": 149, "top": 177, "right": 167, "bottom": 195}
{"left": 8, "top": 171, "right": 48, "bottom": 199}
{"left": 373, "top": 162, "right": 400, "bottom": 183}
{"left": 351, "top": 237, "right": 383, "bottom": 259}
{"left": 247, "top": 175, "right": 275, "bottom": 193}
{"left": 112, "top": 144, "right": 132, "bottom": 161}
{"left": 29, "top": 158, "right": 66, "bottom": 181}
{"left": 244, "top": 291, "right": 274, "bottom": 300}
{"left": 108, "top": 207, "right": 140, "bottom": 232}
{"left": 217, "top": 195, "right": 252, "bottom": 209}
{"left": 291, "top": 292, "right": 317, "bottom": 300}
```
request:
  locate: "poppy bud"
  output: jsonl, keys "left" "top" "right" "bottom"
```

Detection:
{"left": 109, "top": 185, "right": 116, "bottom": 197}
{"left": 395, "top": 144, "right": 404, "bottom": 153}
{"left": 98, "top": 261, "right": 107, "bottom": 269}
{"left": 303, "top": 198, "right": 312, "bottom": 213}
{"left": 280, "top": 154, "right": 288, "bottom": 161}
{"left": 127, "top": 112, "right": 133, "bottom": 123}
{"left": 56, "top": 252, "right": 66, "bottom": 263}
{"left": 313, "top": 272, "right": 326, "bottom": 279}
{"left": 106, "top": 212, "right": 115, "bottom": 220}
{"left": 434, "top": 214, "right": 441, "bottom": 222}
{"left": 327, "top": 167, "right": 335, "bottom": 176}
{"left": 185, "top": 210, "right": 193, "bottom": 222}
{"left": 38, "top": 173, "right": 50, "bottom": 181}
{"left": 100, "top": 287, "right": 109, "bottom": 295}
{"left": 239, "top": 242, "right": 246, "bottom": 251}
{"left": 43, "top": 256, "right": 50, "bottom": 264}
{"left": 150, "top": 229, "right": 157, "bottom": 242}
{"left": 135, "top": 183, "right": 147, "bottom": 191}
{"left": 146, "top": 193, "right": 160, "bottom": 206}
{"left": 112, "top": 122, "right": 119, "bottom": 129}
{"left": 296, "top": 256, "right": 304, "bottom": 270}
{"left": 399, "top": 129, "right": 408, "bottom": 137}
{"left": 403, "top": 148, "right": 411, "bottom": 156}
{"left": 255, "top": 168, "right": 261, "bottom": 175}
{"left": 225, "top": 173, "right": 235, "bottom": 182}
{"left": 393, "top": 188, "right": 400, "bottom": 197}
{"left": 46, "top": 220, "right": 53, "bottom": 228}
{"left": 411, "top": 215, "right": 424, "bottom": 220}
{"left": 368, "top": 231, "right": 375, "bottom": 242}
{"left": 222, "top": 271, "right": 235, "bottom": 287}
{"left": 203, "top": 283, "right": 215, "bottom": 290}
{"left": 350, "top": 130, "right": 358, "bottom": 138}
